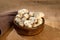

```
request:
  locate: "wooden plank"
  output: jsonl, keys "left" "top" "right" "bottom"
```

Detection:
{"left": 0, "top": 0, "right": 60, "bottom": 40}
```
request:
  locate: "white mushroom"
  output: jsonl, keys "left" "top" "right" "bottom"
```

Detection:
{"left": 18, "top": 9, "right": 29, "bottom": 14}
{"left": 15, "top": 17, "right": 21, "bottom": 23}
{"left": 28, "top": 24, "right": 32, "bottom": 28}
{"left": 34, "top": 12, "right": 44, "bottom": 19}
{"left": 28, "top": 20, "right": 33, "bottom": 25}
{"left": 29, "top": 12, "right": 34, "bottom": 16}
{"left": 24, "top": 13, "right": 29, "bottom": 19}
{"left": 24, "top": 20, "right": 29, "bottom": 26}
{"left": 16, "top": 14, "right": 23, "bottom": 18}
{"left": 29, "top": 17, "right": 35, "bottom": 21}
{"left": 29, "top": 20, "right": 34, "bottom": 25}
{"left": 38, "top": 18, "right": 43, "bottom": 25}
{"left": 24, "top": 20, "right": 32, "bottom": 28}
{"left": 33, "top": 18, "right": 43, "bottom": 28}
{"left": 19, "top": 21, "right": 24, "bottom": 27}
{"left": 22, "top": 17, "right": 26, "bottom": 22}
{"left": 29, "top": 17, "right": 37, "bottom": 23}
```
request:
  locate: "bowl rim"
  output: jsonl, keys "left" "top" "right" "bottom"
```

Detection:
{"left": 14, "top": 17, "right": 44, "bottom": 30}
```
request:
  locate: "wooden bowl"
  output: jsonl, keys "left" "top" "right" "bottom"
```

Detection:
{"left": 14, "top": 17, "right": 45, "bottom": 36}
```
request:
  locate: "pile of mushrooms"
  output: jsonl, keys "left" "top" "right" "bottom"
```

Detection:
{"left": 14, "top": 9, "right": 44, "bottom": 28}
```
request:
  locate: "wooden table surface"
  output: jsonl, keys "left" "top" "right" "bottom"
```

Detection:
{"left": 0, "top": 0, "right": 60, "bottom": 40}
{"left": 0, "top": 25, "right": 60, "bottom": 40}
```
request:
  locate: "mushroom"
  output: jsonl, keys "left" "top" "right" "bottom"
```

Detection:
{"left": 18, "top": 9, "right": 29, "bottom": 14}
{"left": 24, "top": 13, "right": 29, "bottom": 19}
{"left": 24, "top": 20, "right": 32, "bottom": 28}
{"left": 29, "top": 12, "right": 34, "bottom": 16}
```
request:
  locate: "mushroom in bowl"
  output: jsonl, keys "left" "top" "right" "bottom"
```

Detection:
{"left": 14, "top": 9, "right": 45, "bottom": 36}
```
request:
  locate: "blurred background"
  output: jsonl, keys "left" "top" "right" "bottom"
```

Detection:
{"left": 0, "top": 0, "right": 60, "bottom": 29}
{"left": 0, "top": 0, "right": 60, "bottom": 40}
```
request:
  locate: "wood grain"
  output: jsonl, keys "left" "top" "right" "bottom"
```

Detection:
{"left": 0, "top": 0, "right": 60, "bottom": 40}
